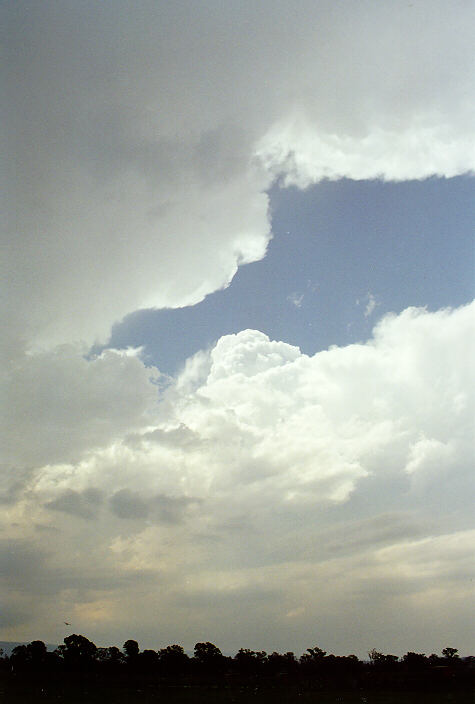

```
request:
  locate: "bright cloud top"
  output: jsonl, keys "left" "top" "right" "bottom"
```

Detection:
{"left": 3, "top": 303, "right": 473, "bottom": 651}
{"left": 119, "top": 302, "right": 473, "bottom": 507}
{"left": 27, "top": 303, "right": 472, "bottom": 509}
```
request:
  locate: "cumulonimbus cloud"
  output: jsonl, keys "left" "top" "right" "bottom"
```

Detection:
{"left": 23, "top": 302, "right": 473, "bottom": 521}
{"left": 3, "top": 302, "right": 473, "bottom": 651}
{"left": 2, "top": 2, "right": 474, "bottom": 652}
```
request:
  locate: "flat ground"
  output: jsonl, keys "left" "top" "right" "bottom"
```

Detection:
{"left": 1, "top": 685, "right": 473, "bottom": 704}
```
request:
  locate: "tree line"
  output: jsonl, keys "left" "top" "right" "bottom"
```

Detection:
{"left": 2, "top": 635, "right": 473, "bottom": 695}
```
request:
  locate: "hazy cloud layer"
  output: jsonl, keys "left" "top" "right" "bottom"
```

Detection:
{"left": 0, "top": 347, "right": 160, "bottom": 505}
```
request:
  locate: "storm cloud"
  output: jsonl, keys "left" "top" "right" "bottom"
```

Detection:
{"left": 1, "top": 1, "right": 474, "bottom": 656}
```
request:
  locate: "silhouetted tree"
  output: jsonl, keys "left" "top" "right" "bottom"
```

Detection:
{"left": 10, "top": 643, "right": 51, "bottom": 677}
{"left": 10, "top": 644, "right": 29, "bottom": 671}
{"left": 402, "top": 651, "right": 427, "bottom": 669}
{"left": 300, "top": 646, "right": 327, "bottom": 672}
{"left": 123, "top": 639, "right": 140, "bottom": 659}
{"left": 368, "top": 649, "right": 398, "bottom": 665}
{"left": 442, "top": 647, "right": 459, "bottom": 659}
{"left": 158, "top": 644, "right": 189, "bottom": 675}
{"left": 96, "top": 645, "right": 125, "bottom": 671}
{"left": 100, "top": 646, "right": 124, "bottom": 663}
{"left": 234, "top": 648, "right": 267, "bottom": 677}
{"left": 138, "top": 648, "right": 159, "bottom": 672}
{"left": 56, "top": 634, "right": 97, "bottom": 670}
{"left": 2, "top": 633, "right": 473, "bottom": 697}
{"left": 266, "top": 650, "right": 297, "bottom": 677}
{"left": 194, "top": 641, "right": 223, "bottom": 664}
{"left": 368, "top": 648, "right": 381, "bottom": 662}
{"left": 28, "top": 640, "right": 47, "bottom": 660}
{"left": 193, "top": 641, "right": 227, "bottom": 677}
{"left": 299, "top": 645, "right": 329, "bottom": 685}
{"left": 301, "top": 646, "right": 327, "bottom": 663}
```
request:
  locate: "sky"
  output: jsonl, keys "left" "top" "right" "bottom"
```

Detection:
{"left": 1, "top": 0, "right": 474, "bottom": 659}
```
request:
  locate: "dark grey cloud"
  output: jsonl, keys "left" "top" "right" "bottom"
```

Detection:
{"left": 110, "top": 489, "right": 149, "bottom": 520}
{"left": 0, "top": 604, "right": 31, "bottom": 629}
{"left": 45, "top": 488, "right": 104, "bottom": 519}
{"left": 0, "top": 467, "right": 31, "bottom": 506}
{"left": 49, "top": 565, "right": 159, "bottom": 597}
{"left": 110, "top": 489, "right": 197, "bottom": 524}
{"left": 312, "top": 513, "right": 428, "bottom": 559}
{"left": 151, "top": 495, "right": 196, "bottom": 524}
{"left": 0, "top": 539, "right": 47, "bottom": 582}
{"left": 0, "top": 531, "right": 162, "bottom": 636}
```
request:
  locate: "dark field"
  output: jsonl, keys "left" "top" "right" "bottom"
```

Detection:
{"left": 2, "top": 684, "right": 473, "bottom": 704}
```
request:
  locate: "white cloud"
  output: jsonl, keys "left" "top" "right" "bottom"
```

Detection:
{"left": 287, "top": 292, "right": 304, "bottom": 308}
{"left": 2, "top": 1, "right": 475, "bottom": 351}
{"left": 256, "top": 118, "right": 475, "bottom": 188}
{"left": 2, "top": 1, "right": 474, "bottom": 653}
{"left": 6, "top": 302, "right": 474, "bottom": 519}
{"left": 364, "top": 293, "right": 378, "bottom": 318}
{"left": 2, "top": 303, "right": 472, "bottom": 652}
